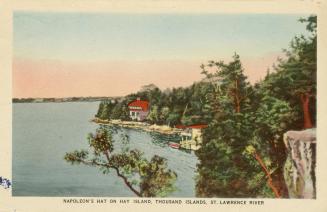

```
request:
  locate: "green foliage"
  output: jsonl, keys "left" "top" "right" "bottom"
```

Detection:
{"left": 64, "top": 127, "right": 177, "bottom": 197}
{"left": 260, "top": 15, "right": 316, "bottom": 128}
{"left": 166, "top": 112, "right": 181, "bottom": 126}
{"left": 139, "top": 155, "right": 177, "bottom": 197}
{"left": 147, "top": 105, "right": 159, "bottom": 123}
{"left": 195, "top": 15, "right": 316, "bottom": 198}
{"left": 95, "top": 101, "right": 116, "bottom": 120}
{"left": 196, "top": 53, "right": 257, "bottom": 197}
{"left": 96, "top": 81, "right": 213, "bottom": 126}
{"left": 65, "top": 150, "right": 89, "bottom": 165}
{"left": 87, "top": 128, "right": 114, "bottom": 155}
{"left": 255, "top": 96, "right": 294, "bottom": 135}
{"left": 159, "top": 107, "right": 170, "bottom": 122}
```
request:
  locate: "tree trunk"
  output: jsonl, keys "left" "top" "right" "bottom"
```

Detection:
{"left": 254, "top": 152, "right": 281, "bottom": 198}
{"left": 235, "top": 99, "right": 241, "bottom": 113}
{"left": 300, "top": 93, "right": 313, "bottom": 129}
{"left": 112, "top": 166, "right": 142, "bottom": 197}
{"left": 234, "top": 79, "right": 241, "bottom": 113}
{"left": 182, "top": 102, "right": 189, "bottom": 117}
{"left": 268, "top": 139, "right": 289, "bottom": 197}
{"left": 104, "top": 151, "right": 142, "bottom": 197}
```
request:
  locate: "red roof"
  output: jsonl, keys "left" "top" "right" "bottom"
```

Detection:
{"left": 128, "top": 100, "right": 149, "bottom": 111}
{"left": 176, "top": 124, "right": 208, "bottom": 129}
{"left": 188, "top": 124, "right": 208, "bottom": 129}
{"left": 176, "top": 125, "right": 186, "bottom": 129}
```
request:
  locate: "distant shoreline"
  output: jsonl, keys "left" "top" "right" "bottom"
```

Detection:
{"left": 12, "top": 96, "right": 122, "bottom": 103}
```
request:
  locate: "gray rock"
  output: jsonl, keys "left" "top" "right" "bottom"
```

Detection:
{"left": 283, "top": 128, "right": 316, "bottom": 198}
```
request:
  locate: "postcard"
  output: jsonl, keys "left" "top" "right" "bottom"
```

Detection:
{"left": 0, "top": 0, "right": 326, "bottom": 211}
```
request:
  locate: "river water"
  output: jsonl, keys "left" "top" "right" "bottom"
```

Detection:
{"left": 12, "top": 102, "right": 198, "bottom": 197}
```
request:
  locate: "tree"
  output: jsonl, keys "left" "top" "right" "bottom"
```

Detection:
{"left": 110, "top": 103, "right": 123, "bottom": 119}
{"left": 95, "top": 101, "right": 105, "bottom": 118}
{"left": 140, "top": 84, "right": 158, "bottom": 93}
{"left": 166, "top": 112, "right": 181, "bottom": 127}
{"left": 263, "top": 16, "right": 316, "bottom": 129}
{"left": 96, "top": 101, "right": 117, "bottom": 120}
{"left": 196, "top": 54, "right": 256, "bottom": 197}
{"left": 196, "top": 53, "right": 292, "bottom": 198}
{"left": 201, "top": 54, "right": 251, "bottom": 113}
{"left": 119, "top": 105, "right": 131, "bottom": 121}
{"left": 159, "top": 106, "right": 170, "bottom": 125}
{"left": 99, "top": 102, "right": 111, "bottom": 120}
{"left": 242, "top": 96, "right": 296, "bottom": 197}
{"left": 147, "top": 105, "right": 159, "bottom": 123}
{"left": 65, "top": 127, "right": 177, "bottom": 197}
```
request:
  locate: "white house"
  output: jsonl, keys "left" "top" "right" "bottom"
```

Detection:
{"left": 127, "top": 98, "right": 150, "bottom": 121}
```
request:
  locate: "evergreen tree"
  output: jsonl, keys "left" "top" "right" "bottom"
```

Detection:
{"left": 196, "top": 53, "right": 256, "bottom": 197}
{"left": 260, "top": 16, "right": 316, "bottom": 129}
{"left": 159, "top": 107, "right": 170, "bottom": 125}
{"left": 147, "top": 105, "right": 159, "bottom": 123}
{"left": 95, "top": 102, "right": 104, "bottom": 118}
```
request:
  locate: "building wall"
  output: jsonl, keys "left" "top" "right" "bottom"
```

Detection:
{"left": 192, "top": 129, "right": 203, "bottom": 144}
{"left": 129, "top": 111, "right": 138, "bottom": 120}
{"left": 129, "top": 110, "right": 149, "bottom": 121}
{"left": 139, "top": 111, "right": 149, "bottom": 121}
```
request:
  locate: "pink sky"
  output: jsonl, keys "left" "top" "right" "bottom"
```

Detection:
{"left": 13, "top": 53, "right": 281, "bottom": 98}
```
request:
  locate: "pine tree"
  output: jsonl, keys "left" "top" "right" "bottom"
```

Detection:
{"left": 196, "top": 54, "right": 256, "bottom": 197}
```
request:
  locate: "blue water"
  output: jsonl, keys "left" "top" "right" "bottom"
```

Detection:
{"left": 12, "top": 102, "right": 198, "bottom": 197}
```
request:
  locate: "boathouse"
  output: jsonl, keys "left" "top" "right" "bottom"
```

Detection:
{"left": 127, "top": 98, "right": 149, "bottom": 121}
{"left": 177, "top": 124, "right": 208, "bottom": 150}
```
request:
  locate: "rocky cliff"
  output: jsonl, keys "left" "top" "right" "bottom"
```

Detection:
{"left": 283, "top": 128, "right": 316, "bottom": 198}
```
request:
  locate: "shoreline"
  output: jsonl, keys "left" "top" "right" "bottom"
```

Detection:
{"left": 91, "top": 118, "right": 183, "bottom": 135}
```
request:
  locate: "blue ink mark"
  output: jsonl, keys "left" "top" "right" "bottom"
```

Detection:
{"left": 0, "top": 176, "right": 11, "bottom": 189}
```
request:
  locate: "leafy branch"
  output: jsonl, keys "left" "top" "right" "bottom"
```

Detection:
{"left": 65, "top": 127, "right": 177, "bottom": 197}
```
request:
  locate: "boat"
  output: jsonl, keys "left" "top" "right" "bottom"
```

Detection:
{"left": 168, "top": 142, "right": 180, "bottom": 149}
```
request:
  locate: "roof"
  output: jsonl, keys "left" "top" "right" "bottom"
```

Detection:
{"left": 128, "top": 100, "right": 149, "bottom": 111}
{"left": 188, "top": 124, "right": 208, "bottom": 129}
{"left": 176, "top": 124, "right": 208, "bottom": 129}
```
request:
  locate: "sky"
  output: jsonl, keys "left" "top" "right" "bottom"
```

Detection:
{"left": 13, "top": 13, "right": 311, "bottom": 98}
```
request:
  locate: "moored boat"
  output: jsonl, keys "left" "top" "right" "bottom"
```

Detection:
{"left": 168, "top": 142, "right": 180, "bottom": 149}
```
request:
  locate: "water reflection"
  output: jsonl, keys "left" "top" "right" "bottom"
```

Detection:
{"left": 101, "top": 124, "right": 184, "bottom": 149}
{"left": 148, "top": 131, "right": 181, "bottom": 147}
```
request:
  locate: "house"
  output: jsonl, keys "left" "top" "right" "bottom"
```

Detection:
{"left": 127, "top": 98, "right": 150, "bottom": 121}
{"left": 177, "top": 124, "right": 208, "bottom": 150}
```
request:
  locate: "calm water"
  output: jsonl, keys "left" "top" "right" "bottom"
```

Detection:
{"left": 12, "top": 102, "right": 198, "bottom": 197}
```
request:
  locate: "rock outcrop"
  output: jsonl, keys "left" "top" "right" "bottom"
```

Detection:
{"left": 283, "top": 128, "right": 316, "bottom": 198}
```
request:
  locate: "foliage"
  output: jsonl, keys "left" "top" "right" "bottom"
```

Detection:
{"left": 259, "top": 15, "right": 316, "bottom": 129}
{"left": 96, "top": 82, "right": 212, "bottom": 126}
{"left": 195, "top": 15, "right": 316, "bottom": 198}
{"left": 65, "top": 127, "right": 177, "bottom": 197}
{"left": 196, "top": 53, "right": 258, "bottom": 197}
{"left": 147, "top": 105, "right": 160, "bottom": 123}
{"left": 95, "top": 101, "right": 113, "bottom": 120}
{"left": 159, "top": 107, "right": 170, "bottom": 123}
